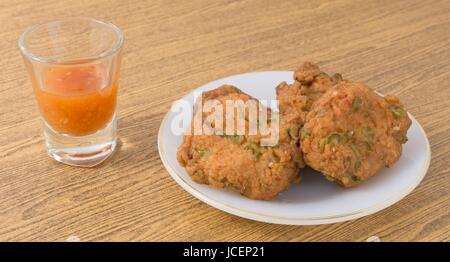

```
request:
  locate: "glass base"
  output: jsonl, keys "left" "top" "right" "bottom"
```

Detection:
{"left": 44, "top": 115, "right": 117, "bottom": 167}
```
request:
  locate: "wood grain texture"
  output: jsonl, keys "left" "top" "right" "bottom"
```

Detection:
{"left": 0, "top": 0, "right": 449, "bottom": 242}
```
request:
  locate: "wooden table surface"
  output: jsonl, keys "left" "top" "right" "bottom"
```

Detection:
{"left": 0, "top": 0, "right": 449, "bottom": 242}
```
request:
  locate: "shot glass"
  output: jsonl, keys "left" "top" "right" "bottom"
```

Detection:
{"left": 19, "top": 18, "right": 124, "bottom": 167}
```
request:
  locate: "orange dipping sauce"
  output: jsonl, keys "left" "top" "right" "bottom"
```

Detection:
{"left": 33, "top": 64, "right": 118, "bottom": 136}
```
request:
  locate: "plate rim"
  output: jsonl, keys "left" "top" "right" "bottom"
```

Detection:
{"left": 157, "top": 71, "right": 431, "bottom": 225}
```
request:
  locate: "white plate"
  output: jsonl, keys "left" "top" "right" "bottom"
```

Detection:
{"left": 158, "top": 71, "right": 431, "bottom": 225}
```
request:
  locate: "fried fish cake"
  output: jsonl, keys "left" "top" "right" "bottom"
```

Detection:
{"left": 276, "top": 62, "right": 343, "bottom": 127}
{"left": 300, "top": 82, "right": 411, "bottom": 187}
{"left": 177, "top": 85, "right": 303, "bottom": 200}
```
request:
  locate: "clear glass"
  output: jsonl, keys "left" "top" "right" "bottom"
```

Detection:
{"left": 19, "top": 18, "right": 124, "bottom": 167}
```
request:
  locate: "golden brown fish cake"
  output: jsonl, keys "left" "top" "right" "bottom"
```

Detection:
{"left": 276, "top": 62, "right": 344, "bottom": 127}
{"left": 177, "top": 85, "right": 303, "bottom": 200}
{"left": 300, "top": 82, "right": 411, "bottom": 187}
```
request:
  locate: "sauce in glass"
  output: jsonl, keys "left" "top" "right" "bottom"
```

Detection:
{"left": 33, "top": 63, "right": 118, "bottom": 136}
